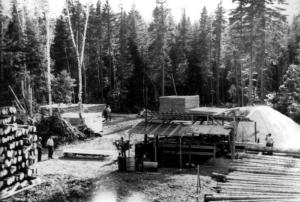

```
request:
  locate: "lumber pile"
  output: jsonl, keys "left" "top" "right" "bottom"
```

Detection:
{"left": 206, "top": 154, "right": 300, "bottom": 201}
{"left": 159, "top": 95, "right": 199, "bottom": 113}
{"left": 39, "top": 104, "right": 105, "bottom": 116}
{"left": 0, "top": 106, "right": 38, "bottom": 198}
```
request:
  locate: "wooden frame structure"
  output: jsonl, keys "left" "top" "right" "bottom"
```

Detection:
{"left": 131, "top": 111, "right": 253, "bottom": 168}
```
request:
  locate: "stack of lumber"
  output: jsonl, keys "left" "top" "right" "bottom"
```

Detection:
{"left": 39, "top": 104, "right": 105, "bottom": 116}
{"left": 0, "top": 106, "right": 37, "bottom": 197}
{"left": 207, "top": 154, "right": 300, "bottom": 201}
{"left": 159, "top": 95, "right": 199, "bottom": 113}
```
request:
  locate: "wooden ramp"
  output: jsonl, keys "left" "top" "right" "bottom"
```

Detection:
{"left": 63, "top": 149, "right": 115, "bottom": 159}
{"left": 206, "top": 154, "right": 300, "bottom": 202}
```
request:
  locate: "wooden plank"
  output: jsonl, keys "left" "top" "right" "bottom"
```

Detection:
{"left": 63, "top": 149, "right": 114, "bottom": 156}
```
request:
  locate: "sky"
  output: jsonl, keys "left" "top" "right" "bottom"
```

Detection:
{"left": 45, "top": 0, "right": 299, "bottom": 23}
{"left": 2, "top": 0, "right": 299, "bottom": 23}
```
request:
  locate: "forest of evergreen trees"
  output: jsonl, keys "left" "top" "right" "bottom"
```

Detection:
{"left": 0, "top": 0, "right": 300, "bottom": 118}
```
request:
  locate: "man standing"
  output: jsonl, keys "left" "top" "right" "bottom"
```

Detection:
{"left": 120, "top": 137, "right": 126, "bottom": 158}
{"left": 107, "top": 105, "right": 112, "bottom": 121}
{"left": 46, "top": 136, "right": 54, "bottom": 159}
{"left": 102, "top": 107, "right": 108, "bottom": 122}
{"left": 265, "top": 133, "right": 274, "bottom": 155}
{"left": 265, "top": 133, "right": 274, "bottom": 147}
{"left": 37, "top": 137, "right": 43, "bottom": 162}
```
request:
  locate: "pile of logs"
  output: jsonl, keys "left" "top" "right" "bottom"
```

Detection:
{"left": 207, "top": 154, "right": 300, "bottom": 201}
{"left": 0, "top": 106, "right": 37, "bottom": 197}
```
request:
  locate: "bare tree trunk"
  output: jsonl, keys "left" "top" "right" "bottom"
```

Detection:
{"left": 248, "top": 4, "right": 254, "bottom": 105}
{"left": 0, "top": 19, "right": 3, "bottom": 81}
{"left": 66, "top": 0, "right": 90, "bottom": 119}
{"left": 171, "top": 73, "right": 177, "bottom": 95}
{"left": 234, "top": 52, "right": 240, "bottom": 106}
{"left": 260, "top": 14, "right": 266, "bottom": 100}
{"left": 64, "top": 47, "right": 76, "bottom": 103}
{"left": 83, "top": 59, "right": 87, "bottom": 103}
{"left": 46, "top": 12, "right": 52, "bottom": 115}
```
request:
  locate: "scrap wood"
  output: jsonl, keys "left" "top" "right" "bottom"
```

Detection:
{"left": 0, "top": 179, "right": 43, "bottom": 200}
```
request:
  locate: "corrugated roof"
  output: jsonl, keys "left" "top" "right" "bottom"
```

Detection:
{"left": 186, "top": 123, "right": 231, "bottom": 136}
{"left": 130, "top": 121, "right": 230, "bottom": 137}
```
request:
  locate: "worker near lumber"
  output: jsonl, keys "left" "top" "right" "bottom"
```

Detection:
{"left": 265, "top": 133, "right": 274, "bottom": 147}
{"left": 46, "top": 136, "right": 54, "bottom": 159}
{"left": 265, "top": 133, "right": 274, "bottom": 155}
{"left": 37, "top": 137, "right": 42, "bottom": 162}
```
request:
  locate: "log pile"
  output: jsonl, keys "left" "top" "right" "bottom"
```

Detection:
{"left": 0, "top": 106, "right": 37, "bottom": 197}
{"left": 206, "top": 154, "right": 300, "bottom": 201}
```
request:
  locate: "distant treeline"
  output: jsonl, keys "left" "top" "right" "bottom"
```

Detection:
{"left": 1, "top": 0, "right": 300, "bottom": 116}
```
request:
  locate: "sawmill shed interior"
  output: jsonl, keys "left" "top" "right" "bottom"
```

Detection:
{"left": 131, "top": 110, "right": 252, "bottom": 169}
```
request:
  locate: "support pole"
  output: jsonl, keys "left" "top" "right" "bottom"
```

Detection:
{"left": 231, "top": 118, "right": 237, "bottom": 159}
{"left": 179, "top": 136, "right": 182, "bottom": 169}
{"left": 154, "top": 134, "right": 157, "bottom": 162}
{"left": 254, "top": 122, "right": 257, "bottom": 143}
{"left": 196, "top": 165, "right": 201, "bottom": 194}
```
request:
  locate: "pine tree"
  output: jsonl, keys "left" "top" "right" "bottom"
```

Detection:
{"left": 169, "top": 9, "right": 191, "bottom": 95}
{"left": 102, "top": 0, "right": 116, "bottom": 94}
{"left": 148, "top": 1, "right": 171, "bottom": 97}
{"left": 212, "top": 1, "right": 225, "bottom": 105}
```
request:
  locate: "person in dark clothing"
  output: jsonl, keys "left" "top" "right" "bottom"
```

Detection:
{"left": 102, "top": 108, "right": 108, "bottom": 122}
{"left": 37, "top": 137, "right": 42, "bottom": 162}
{"left": 120, "top": 137, "right": 126, "bottom": 157}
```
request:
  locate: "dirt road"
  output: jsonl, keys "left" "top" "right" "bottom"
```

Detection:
{"left": 5, "top": 116, "right": 218, "bottom": 202}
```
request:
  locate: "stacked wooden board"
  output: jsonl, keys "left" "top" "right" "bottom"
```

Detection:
{"left": 39, "top": 104, "right": 106, "bottom": 116}
{"left": 0, "top": 106, "right": 37, "bottom": 198}
{"left": 206, "top": 154, "right": 300, "bottom": 201}
{"left": 159, "top": 95, "right": 199, "bottom": 113}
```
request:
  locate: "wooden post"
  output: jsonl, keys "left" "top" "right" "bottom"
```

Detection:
{"left": 196, "top": 165, "right": 200, "bottom": 195}
{"left": 179, "top": 136, "right": 182, "bottom": 169}
{"left": 188, "top": 140, "right": 191, "bottom": 166}
{"left": 29, "top": 87, "right": 33, "bottom": 117}
{"left": 128, "top": 133, "right": 131, "bottom": 157}
{"left": 154, "top": 134, "right": 157, "bottom": 162}
{"left": 254, "top": 122, "right": 257, "bottom": 143}
{"left": 231, "top": 118, "right": 237, "bottom": 159}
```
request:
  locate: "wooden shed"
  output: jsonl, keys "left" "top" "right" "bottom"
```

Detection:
{"left": 131, "top": 120, "right": 232, "bottom": 168}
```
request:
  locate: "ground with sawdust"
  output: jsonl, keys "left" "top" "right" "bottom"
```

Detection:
{"left": 4, "top": 114, "right": 221, "bottom": 202}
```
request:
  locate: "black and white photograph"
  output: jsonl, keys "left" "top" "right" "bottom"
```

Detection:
{"left": 0, "top": 0, "right": 300, "bottom": 201}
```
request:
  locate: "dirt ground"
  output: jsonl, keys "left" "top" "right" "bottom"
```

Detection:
{"left": 4, "top": 115, "right": 223, "bottom": 202}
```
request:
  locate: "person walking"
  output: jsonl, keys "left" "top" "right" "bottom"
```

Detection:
{"left": 46, "top": 136, "right": 54, "bottom": 159}
{"left": 37, "top": 137, "right": 43, "bottom": 162}
{"left": 107, "top": 105, "right": 112, "bottom": 121}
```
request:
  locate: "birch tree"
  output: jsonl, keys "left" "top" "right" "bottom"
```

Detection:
{"left": 66, "top": 0, "right": 90, "bottom": 119}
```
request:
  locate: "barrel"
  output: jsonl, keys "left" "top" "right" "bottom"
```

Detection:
{"left": 126, "top": 157, "right": 135, "bottom": 172}
{"left": 118, "top": 156, "right": 126, "bottom": 172}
